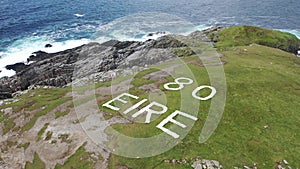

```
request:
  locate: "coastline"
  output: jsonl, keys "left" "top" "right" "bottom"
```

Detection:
{"left": 1, "top": 26, "right": 299, "bottom": 78}
{"left": 0, "top": 26, "right": 299, "bottom": 100}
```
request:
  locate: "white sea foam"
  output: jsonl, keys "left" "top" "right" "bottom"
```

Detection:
{"left": 42, "top": 39, "right": 90, "bottom": 53}
{"left": 93, "top": 13, "right": 196, "bottom": 43}
{"left": 0, "top": 22, "right": 212, "bottom": 78}
{"left": 277, "top": 29, "right": 300, "bottom": 39}
{"left": 2, "top": 20, "right": 298, "bottom": 78}
{"left": 74, "top": 14, "right": 85, "bottom": 17}
{"left": 0, "top": 36, "right": 90, "bottom": 77}
{"left": 142, "top": 32, "right": 170, "bottom": 40}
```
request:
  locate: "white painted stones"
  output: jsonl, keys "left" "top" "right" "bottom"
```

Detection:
{"left": 102, "top": 77, "right": 217, "bottom": 139}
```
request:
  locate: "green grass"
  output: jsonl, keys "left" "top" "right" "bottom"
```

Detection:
{"left": 17, "top": 142, "right": 30, "bottom": 149}
{"left": 55, "top": 143, "right": 96, "bottom": 169}
{"left": 21, "top": 97, "right": 71, "bottom": 132}
{"left": 2, "top": 117, "right": 15, "bottom": 134}
{"left": 37, "top": 123, "right": 49, "bottom": 141}
{"left": 131, "top": 68, "right": 159, "bottom": 88}
{"left": 44, "top": 131, "right": 53, "bottom": 141}
{"left": 215, "top": 26, "right": 300, "bottom": 54}
{"left": 58, "top": 134, "right": 71, "bottom": 143}
{"left": 0, "top": 112, "right": 6, "bottom": 123}
{"left": 107, "top": 45, "right": 300, "bottom": 169}
{"left": 0, "top": 87, "right": 71, "bottom": 134}
{"left": 7, "top": 141, "right": 17, "bottom": 147}
{"left": 0, "top": 87, "right": 71, "bottom": 112}
{"left": 55, "top": 110, "right": 70, "bottom": 119}
{"left": 173, "top": 47, "right": 194, "bottom": 57}
{"left": 25, "top": 153, "right": 46, "bottom": 169}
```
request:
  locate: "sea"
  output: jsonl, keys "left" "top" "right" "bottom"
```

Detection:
{"left": 1, "top": 0, "right": 300, "bottom": 77}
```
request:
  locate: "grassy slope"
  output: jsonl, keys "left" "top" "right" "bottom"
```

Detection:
{"left": 108, "top": 46, "right": 300, "bottom": 168}
{"left": 215, "top": 26, "right": 300, "bottom": 54}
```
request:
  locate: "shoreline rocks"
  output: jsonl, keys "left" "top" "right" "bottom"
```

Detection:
{"left": 45, "top": 44, "right": 53, "bottom": 48}
{"left": 1, "top": 26, "right": 299, "bottom": 100}
{"left": 0, "top": 35, "right": 189, "bottom": 99}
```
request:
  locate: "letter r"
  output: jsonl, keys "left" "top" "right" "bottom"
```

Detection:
{"left": 132, "top": 102, "right": 168, "bottom": 123}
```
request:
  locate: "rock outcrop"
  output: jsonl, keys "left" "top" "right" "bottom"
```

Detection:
{"left": 188, "top": 26, "right": 225, "bottom": 42}
{"left": 0, "top": 35, "right": 188, "bottom": 99}
{"left": 45, "top": 44, "right": 53, "bottom": 48}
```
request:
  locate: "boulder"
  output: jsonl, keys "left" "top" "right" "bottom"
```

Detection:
{"left": 5, "top": 62, "right": 28, "bottom": 73}
{"left": 45, "top": 44, "right": 52, "bottom": 48}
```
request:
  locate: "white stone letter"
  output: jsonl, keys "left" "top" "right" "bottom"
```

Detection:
{"left": 123, "top": 99, "right": 148, "bottom": 114}
{"left": 164, "top": 77, "right": 194, "bottom": 91}
{"left": 192, "top": 86, "right": 216, "bottom": 101}
{"left": 102, "top": 93, "right": 139, "bottom": 111}
{"left": 132, "top": 102, "right": 168, "bottom": 123}
{"left": 156, "top": 110, "right": 198, "bottom": 138}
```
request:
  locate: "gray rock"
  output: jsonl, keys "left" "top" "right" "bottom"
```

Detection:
{"left": 188, "top": 26, "right": 225, "bottom": 42}
{"left": 45, "top": 44, "right": 53, "bottom": 48}
{"left": 0, "top": 34, "right": 190, "bottom": 99}
{"left": 2, "top": 107, "right": 12, "bottom": 114}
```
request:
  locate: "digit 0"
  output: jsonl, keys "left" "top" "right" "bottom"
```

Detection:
{"left": 192, "top": 86, "right": 216, "bottom": 101}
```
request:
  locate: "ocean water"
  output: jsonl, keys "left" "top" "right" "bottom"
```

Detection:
{"left": 0, "top": 0, "right": 300, "bottom": 77}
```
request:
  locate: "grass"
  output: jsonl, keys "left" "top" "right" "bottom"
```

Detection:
{"left": 7, "top": 141, "right": 17, "bottom": 147}
{"left": 45, "top": 131, "right": 53, "bottom": 141}
{"left": 0, "top": 87, "right": 71, "bottom": 134}
{"left": 55, "top": 142, "right": 96, "bottom": 169}
{"left": 25, "top": 153, "right": 46, "bottom": 169}
{"left": 215, "top": 26, "right": 300, "bottom": 54}
{"left": 2, "top": 117, "right": 15, "bottom": 134}
{"left": 37, "top": 123, "right": 49, "bottom": 141}
{"left": 0, "top": 112, "right": 6, "bottom": 123}
{"left": 58, "top": 134, "right": 71, "bottom": 143}
{"left": 20, "top": 88, "right": 72, "bottom": 133}
{"left": 173, "top": 47, "right": 194, "bottom": 57}
{"left": 131, "top": 68, "right": 159, "bottom": 87}
{"left": 55, "top": 110, "right": 70, "bottom": 119}
{"left": 107, "top": 45, "right": 300, "bottom": 168}
{"left": 17, "top": 142, "right": 30, "bottom": 149}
